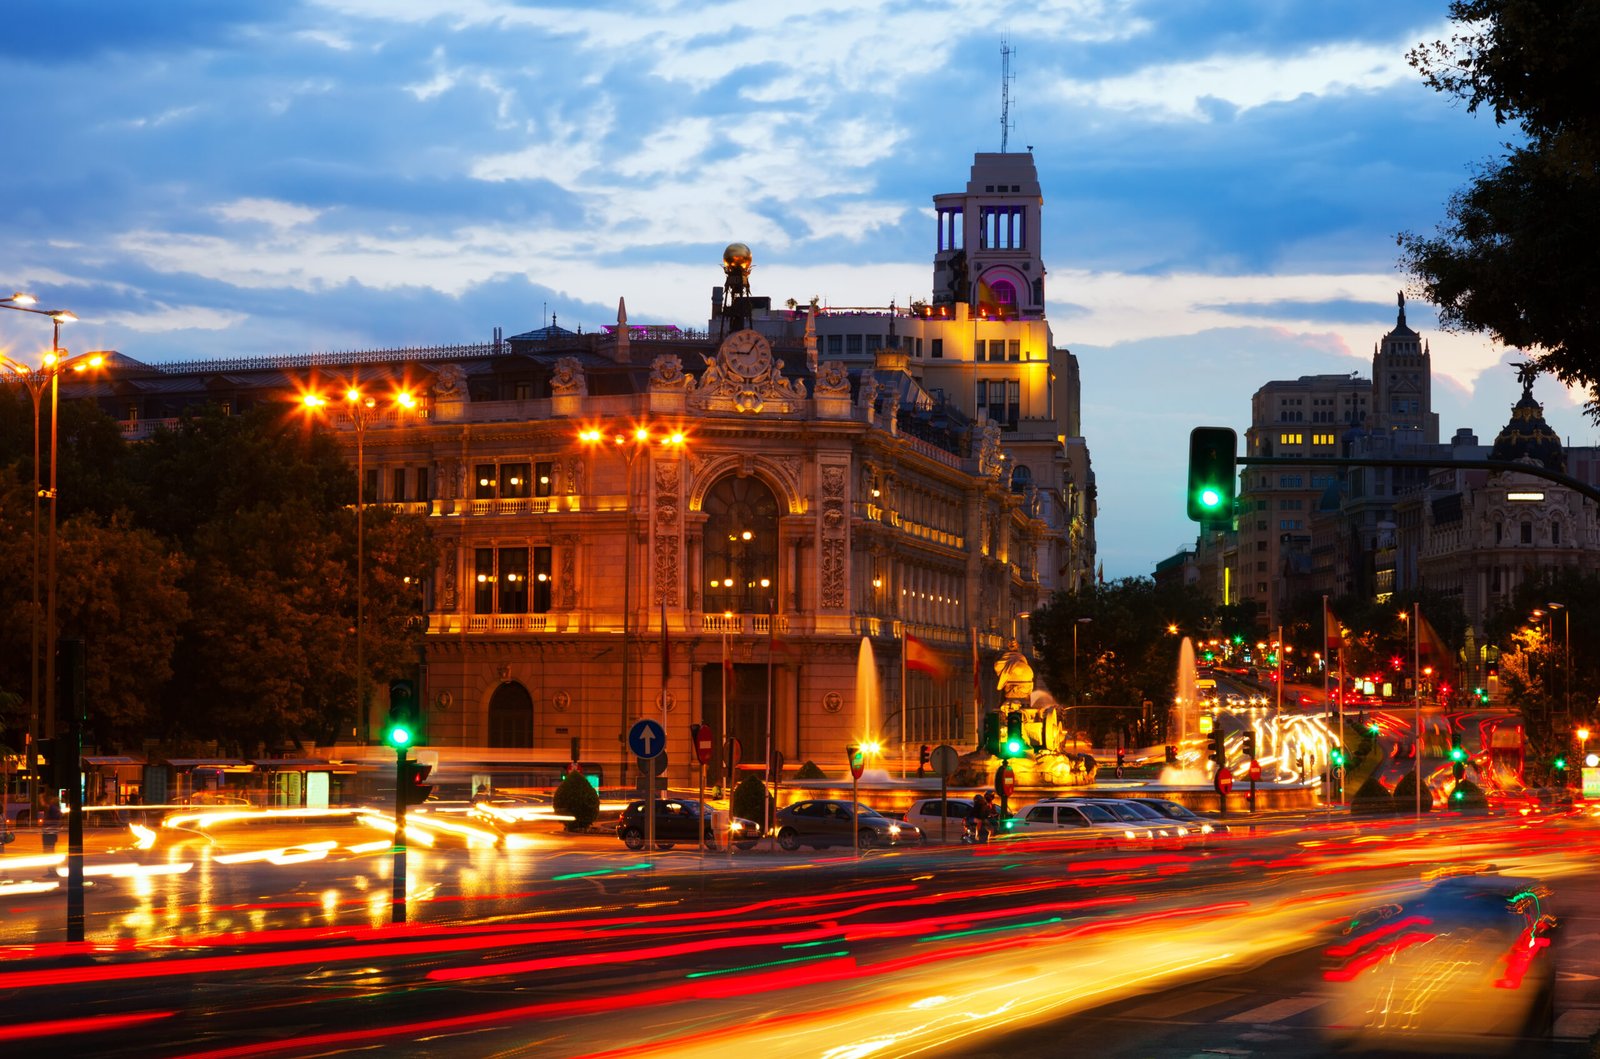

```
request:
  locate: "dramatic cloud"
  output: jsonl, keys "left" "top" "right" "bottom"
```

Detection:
{"left": 1, "top": 1, "right": 1571, "bottom": 577}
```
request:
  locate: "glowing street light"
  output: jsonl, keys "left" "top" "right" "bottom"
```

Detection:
{"left": 302, "top": 374, "right": 418, "bottom": 739}
{"left": 580, "top": 421, "right": 687, "bottom": 785}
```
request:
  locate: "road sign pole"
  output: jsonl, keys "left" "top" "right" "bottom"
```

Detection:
{"left": 698, "top": 758, "right": 705, "bottom": 856}
{"left": 852, "top": 772, "right": 859, "bottom": 861}
{"left": 940, "top": 773, "right": 948, "bottom": 845}
{"left": 393, "top": 746, "right": 408, "bottom": 924}
{"left": 645, "top": 755, "right": 654, "bottom": 853}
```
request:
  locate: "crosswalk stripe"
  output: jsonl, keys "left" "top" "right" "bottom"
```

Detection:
{"left": 1222, "top": 995, "right": 1325, "bottom": 1024}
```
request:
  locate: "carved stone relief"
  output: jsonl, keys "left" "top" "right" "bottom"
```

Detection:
{"left": 654, "top": 533, "right": 680, "bottom": 606}
{"left": 558, "top": 534, "right": 577, "bottom": 609}
{"left": 815, "top": 361, "right": 850, "bottom": 397}
{"left": 566, "top": 456, "right": 584, "bottom": 496}
{"left": 550, "top": 356, "right": 588, "bottom": 396}
{"left": 649, "top": 354, "right": 695, "bottom": 393}
{"left": 820, "top": 538, "right": 847, "bottom": 609}
{"left": 443, "top": 547, "right": 458, "bottom": 611}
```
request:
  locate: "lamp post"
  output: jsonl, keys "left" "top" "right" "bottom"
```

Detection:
{"left": 304, "top": 375, "right": 415, "bottom": 741}
{"left": 1072, "top": 617, "right": 1093, "bottom": 709}
{"left": 1, "top": 297, "right": 82, "bottom": 749}
{"left": 1547, "top": 602, "right": 1570, "bottom": 716}
{"left": 580, "top": 424, "right": 685, "bottom": 792}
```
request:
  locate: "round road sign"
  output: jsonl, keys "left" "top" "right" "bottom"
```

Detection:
{"left": 929, "top": 743, "right": 960, "bottom": 779}
{"left": 692, "top": 723, "right": 715, "bottom": 766}
{"left": 995, "top": 763, "right": 1015, "bottom": 798}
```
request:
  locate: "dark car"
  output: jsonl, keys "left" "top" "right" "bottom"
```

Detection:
{"left": 616, "top": 798, "right": 762, "bottom": 851}
{"left": 773, "top": 799, "right": 921, "bottom": 851}
{"left": 1322, "top": 873, "right": 1557, "bottom": 1052}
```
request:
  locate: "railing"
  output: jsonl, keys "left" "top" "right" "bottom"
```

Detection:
{"left": 469, "top": 497, "right": 553, "bottom": 517}
{"left": 144, "top": 342, "right": 499, "bottom": 376}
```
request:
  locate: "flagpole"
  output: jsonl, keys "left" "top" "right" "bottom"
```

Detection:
{"left": 1414, "top": 601, "right": 1422, "bottom": 818}
{"left": 901, "top": 624, "right": 908, "bottom": 779}
{"left": 721, "top": 622, "right": 729, "bottom": 796}
{"left": 1323, "top": 596, "right": 1336, "bottom": 806}
{"left": 766, "top": 599, "right": 775, "bottom": 846}
{"left": 971, "top": 626, "right": 980, "bottom": 749}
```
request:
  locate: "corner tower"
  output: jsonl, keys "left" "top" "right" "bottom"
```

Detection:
{"left": 932, "top": 152, "right": 1046, "bottom": 318}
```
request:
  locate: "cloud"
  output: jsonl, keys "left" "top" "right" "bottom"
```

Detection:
{"left": 1044, "top": 22, "right": 1449, "bottom": 122}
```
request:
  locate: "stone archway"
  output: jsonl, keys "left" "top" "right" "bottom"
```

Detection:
{"left": 487, "top": 681, "right": 534, "bottom": 747}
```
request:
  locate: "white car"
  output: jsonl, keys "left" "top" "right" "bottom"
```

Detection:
{"left": 1002, "top": 799, "right": 1127, "bottom": 847}
{"left": 902, "top": 797, "right": 978, "bottom": 842}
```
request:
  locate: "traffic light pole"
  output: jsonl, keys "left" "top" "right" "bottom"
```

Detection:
{"left": 392, "top": 747, "right": 408, "bottom": 924}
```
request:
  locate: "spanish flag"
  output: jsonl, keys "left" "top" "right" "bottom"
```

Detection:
{"left": 906, "top": 634, "right": 951, "bottom": 680}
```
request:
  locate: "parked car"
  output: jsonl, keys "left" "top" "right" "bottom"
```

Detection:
{"left": 902, "top": 797, "right": 977, "bottom": 842}
{"left": 1322, "top": 872, "right": 1557, "bottom": 1050}
{"left": 773, "top": 799, "right": 921, "bottom": 850}
{"left": 616, "top": 798, "right": 762, "bottom": 851}
{"left": 1002, "top": 799, "right": 1124, "bottom": 847}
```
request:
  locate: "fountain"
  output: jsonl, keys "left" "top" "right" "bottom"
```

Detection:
{"left": 855, "top": 637, "right": 880, "bottom": 746}
{"left": 1170, "top": 636, "right": 1197, "bottom": 746}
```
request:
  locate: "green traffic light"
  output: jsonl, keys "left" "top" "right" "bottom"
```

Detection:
{"left": 1449, "top": 746, "right": 1466, "bottom": 762}
{"left": 387, "top": 724, "right": 413, "bottom": 748}
{"left": 1004, "top": 737, "right": 1023, "bottom": 757}
{"left": 1554, "top": 757, "right": 1567, "bottom": 770}
{"left": 1198, "top": 487, "right": 1222, "bottom": 509}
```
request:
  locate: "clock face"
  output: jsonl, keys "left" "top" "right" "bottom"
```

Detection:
{"left": 720, "top": 329, "right": 772, "bottom": 378}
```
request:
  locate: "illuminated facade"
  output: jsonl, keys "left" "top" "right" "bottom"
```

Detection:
{"left": 71, "top": 150, "right": 1095, "bottom": 788}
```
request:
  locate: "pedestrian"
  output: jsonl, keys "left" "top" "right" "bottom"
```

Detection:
{"left": 471, "top": 783, "right": 491, "bottom": 805}
{"left": 974, "top": 791, "right": 995, "bottom": 844}
{"left": 40, "top": 790, "right": 63, "bottom": 853}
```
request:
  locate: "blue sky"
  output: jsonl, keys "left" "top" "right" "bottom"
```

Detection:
{"left": 2, "top": 0, "right": 1593, "bottom": 578}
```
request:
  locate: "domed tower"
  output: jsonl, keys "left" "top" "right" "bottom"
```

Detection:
{"left": 1490, "top": 362, "right": 1565, "bottom": 472}
{"left": 1371, "top": 292, "right": 1439, "bottom": 443}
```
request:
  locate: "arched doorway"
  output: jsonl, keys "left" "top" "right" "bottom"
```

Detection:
{"left": 703, "top": 475, "right": 780, "bottom": 615}
{"left": 487, "top": 681, "right": 534, "bottom": 747}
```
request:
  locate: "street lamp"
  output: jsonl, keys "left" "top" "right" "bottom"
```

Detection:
{"left": 580, "top": 423, "right": 686, "bottom": 789}
{"left": 1072, "top": 617, "right": 1093, "bottom": 708}
{"left": 1547, "top": 602, "right": 1570, "bottom": 716}
{"left": 1, "top": 297, "right": 83, "bottom": 753}
{"left": 303, "top": 375, "right": 416, "bottom": 740}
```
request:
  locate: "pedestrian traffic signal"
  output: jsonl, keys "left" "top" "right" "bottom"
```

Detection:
{"left": 1241, "top": 732, "right": 1257, "bottom": 760}
{"left": 1209, "top": 727, "right": 1226, "bottom": 770}
{"left": 918, "top": 744, "right": 931, "bottom": 775}
{"left": 1165, "top": 744, "right": 1179, "bottom": 766}
{"left": 1331, "top": 747, "right": 1346, "bottom": 768}
{"left": 1003, "top": 712, "right": 1025, "bottom": 758}
{"left": 398, "top": 758, "right": 433, "bottom": 807}
{"left": 981, "top": 712, "right": 1002, "bottom": 756}
{"left": 1186, "top": 426, "right": 1237, "bottom": 522}
{"left": 1115, "top": 749, "right": 1126, "bottom": 769}
{"left": 385, "top": 678, "right": 420, "bottom": 748}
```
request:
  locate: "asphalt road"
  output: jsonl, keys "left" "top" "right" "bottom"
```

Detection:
{"left": 3, "top": 805, "right": 1599, "bottom": 1057}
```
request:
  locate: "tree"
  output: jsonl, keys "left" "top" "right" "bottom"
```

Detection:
{"left": 1400, "top": 1, "right": 1600, "bottom": 413}
{"left": 553, "top": 769, "right": 599, "bottom": 832}
{"left": 1030, "top": 578, "right": 1212, "bottom": 745}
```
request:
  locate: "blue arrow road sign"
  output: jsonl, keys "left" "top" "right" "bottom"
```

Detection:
{"left": 628, "top": 718, "right": 666, "bottom": 759}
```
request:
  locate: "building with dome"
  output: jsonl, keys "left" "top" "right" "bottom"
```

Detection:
{"left": 1189, "top": 296, "right": 1600, "bottom": 665}
{"left": 54, "top": 148, "right": 1095, "bottom": 788}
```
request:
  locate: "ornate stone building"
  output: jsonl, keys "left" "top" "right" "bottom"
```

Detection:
{"left": 68, "top": 150, "right": 1094, "bottom": 789}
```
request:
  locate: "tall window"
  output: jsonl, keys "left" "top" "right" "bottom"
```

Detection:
{"left": 499, "top": 548, "right": 529, "bottom": 613}
{"left": 474, "top": 549, "right": 495, "bottom": 613}
{"left": 501, "top": 463, "right": 531, "bottom": 499}
{"left": 535, "top": 461, "right": 554, "bottom": 497}
{"left": 474, "top": 464, "right": 497, "bottom": 500}
{"left": 533, "top": 546, "right": 553, "bottom": 612}
{"left": 392, "top": 468, "right": 407, "bottom": 502}
{"left": 703, "top": 476, "right": 779, "bottom": 614}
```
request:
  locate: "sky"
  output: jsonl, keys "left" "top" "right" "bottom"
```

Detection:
{"left": 2, "top": 0, "right": 1595, "bottom": 579}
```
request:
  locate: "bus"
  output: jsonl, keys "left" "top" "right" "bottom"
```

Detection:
{"left": 314, "top": 747, "right": 605, "bottom": 805}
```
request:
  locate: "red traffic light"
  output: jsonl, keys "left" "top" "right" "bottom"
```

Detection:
{"left": 399, "top": 759, "right": 433, "bottom": 808}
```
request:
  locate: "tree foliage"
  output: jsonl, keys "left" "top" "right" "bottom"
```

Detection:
{"left": 1030, "top": 578, "right": 1212, "bottom": 745}
{"left": 1400, "top": 1, "right": 1600, "bottom": 413}
{"left": 554, "top": 770, "right": 599, "bottom": 832}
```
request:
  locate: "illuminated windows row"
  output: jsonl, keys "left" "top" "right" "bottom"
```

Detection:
{"left": 474, "top": 546, "right": 553, "bottom": 614}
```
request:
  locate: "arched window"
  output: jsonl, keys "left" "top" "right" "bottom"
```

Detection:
{"left": 488, "top": 682, "right": 534, "bottom": 747}
{"left": 990, "top": 280, "right": 1016, "bottom": 308}
{"left": 703, "top": 475, "right": 780, "bottom": 613}
{"left": 1010, "top": 464, "right": 1032, "bottom": 493}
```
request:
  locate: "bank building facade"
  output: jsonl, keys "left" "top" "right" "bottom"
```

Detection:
{"left": 79, "top": 151, "right": 1096, "bottom": 788}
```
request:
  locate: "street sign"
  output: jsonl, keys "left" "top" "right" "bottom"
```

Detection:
{"left": 1248, "top": 759, "right": 1262, "bottom": 782}
{"left": 929, "top": 743, "right": 960, "bottom": 779}
{"left": 847, "top": 744, "right": 865, "bottom": 780}
{"left": 1215, "top": 769, "right": 1234, "bottom": 794}
{"left": 628, "top": 718, "right": 666, "bottom": 759}
{"left": 692, "top": 723, "right": 715, "bottom": 766}
{"left": 636, "top": 752, "right": 669, "bottom": 778}
{"left": 995, "top": 763, "right": 1016, "bottom": 798}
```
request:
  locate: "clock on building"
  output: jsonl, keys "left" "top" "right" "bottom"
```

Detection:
{"left": 719, "top": 328, "right": 773, "bottom": 379}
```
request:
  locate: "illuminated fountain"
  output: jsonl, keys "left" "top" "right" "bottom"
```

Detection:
{"left": 854, "top": 637, "right": 893, "bottom": 783}
{"left": 1169, "top": 636, "right": 1197, "bottom": 746}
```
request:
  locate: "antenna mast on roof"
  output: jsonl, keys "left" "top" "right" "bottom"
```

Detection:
{"left": 1000, "top": 39, "right": 1015, "bottom": 153}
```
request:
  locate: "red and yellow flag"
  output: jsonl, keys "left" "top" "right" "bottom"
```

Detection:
{"left": 906, "top": 634, "right": 951, "bottom": 680}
